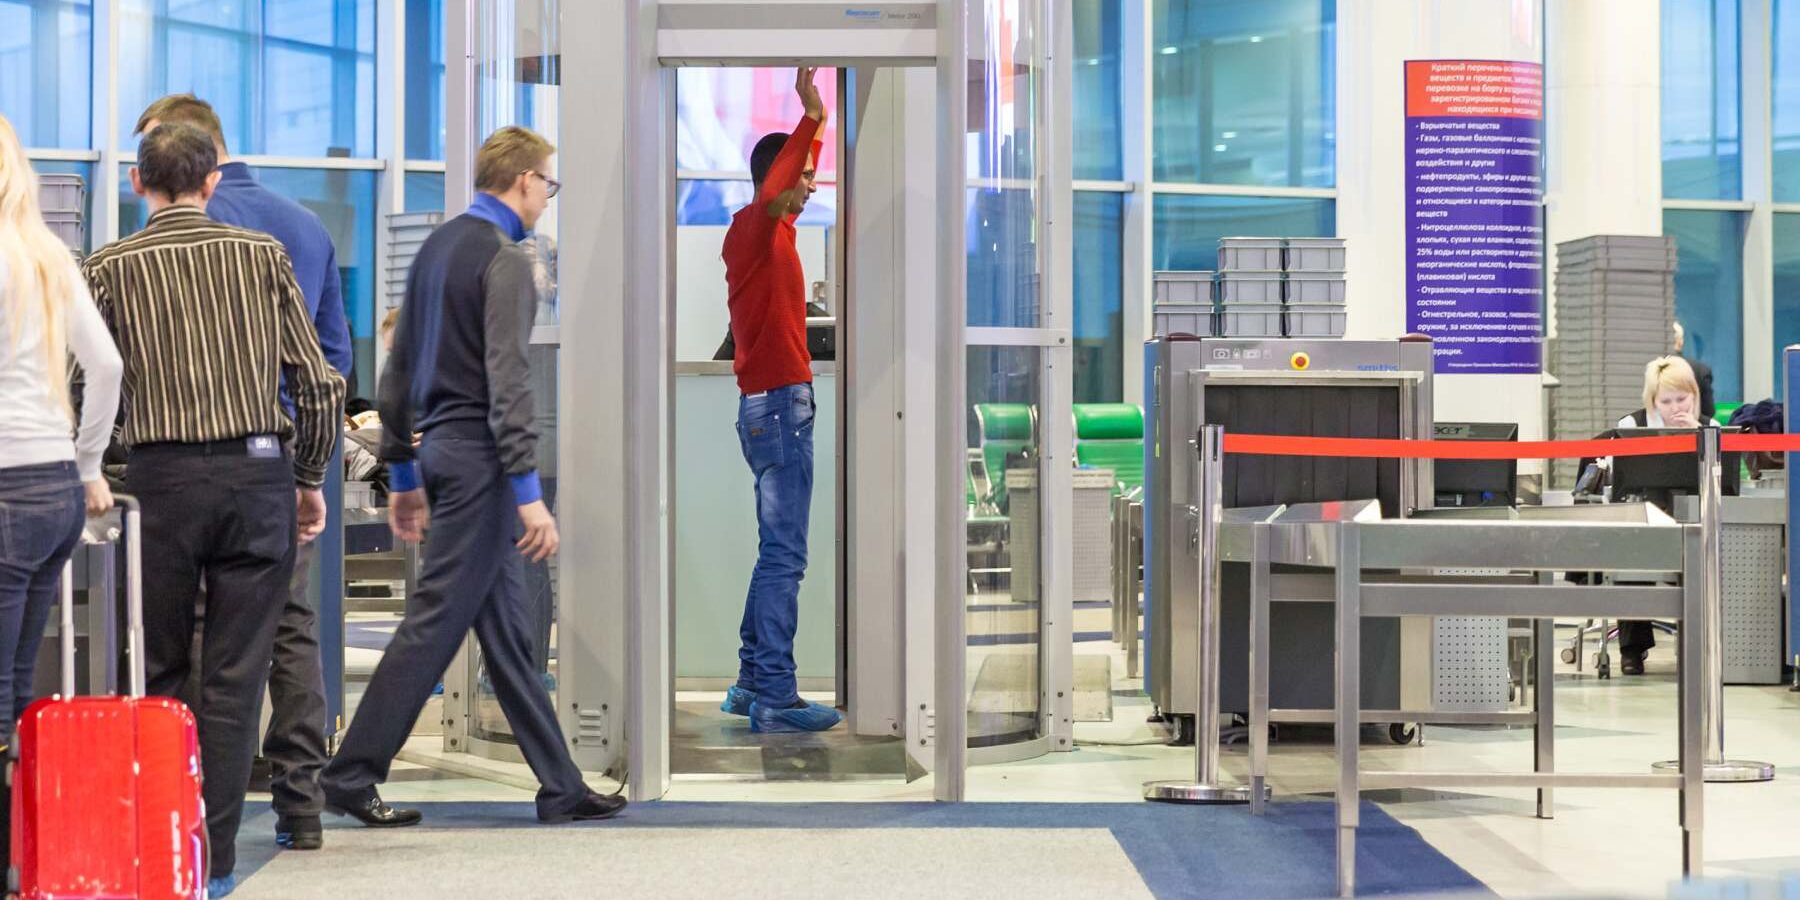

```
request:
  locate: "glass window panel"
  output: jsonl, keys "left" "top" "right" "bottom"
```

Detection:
{"left": 965, "top": 345, "right": 1042, "bottom": 748}
{"left": 965, "top": 2, "right": 1042, "bottom": 330}
{"left": 1152, "top": 0, "right": 1335, "bottom": 188}
{"left": 266, "top": 0, "right": 335, "bottom": 43}
{"left": 404, "top": 170, "right": 446, "bottom": 214}
{"left": 117, "top": 165, "right": 379, "bottom": 401}
{"left": 0, "top": 0, "right": 93, "bottom": 149}
{"left": 675, "top": 179, "right": 837, "bottom": 228}
{"left": 120, "top": 0, "right": 375, "bottom": 157}
{"left": 1661, "top": 0, "right": 1742, "bottom": 201}
{"left": 1776, "top": 0, "right": 1800, "bottom": 201}
{"left": 166, "top": 0, "right": 250, "bottom": 27}
{"left": 676, "top": 68, "right": 839, "bottom": 177}
{"left": 1664, "top": 209, "right": 1746, "bottom": 403}
{"left": 1073, "top": 191, "right": 1123, "bottom": 403}
{"left": 405, "top": 0, "right": 446, "bottom": 160}
{"left": 1152, "top": 194, "right": 1335, "bottom": 270}
{"left": 1772, "top": 214, "right": 1800, "bottom": 398}
{"left": 1073, "top": 0, "right": 1123, "bottom": 181}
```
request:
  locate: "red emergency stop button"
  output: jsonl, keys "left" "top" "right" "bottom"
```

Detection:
{"left": 1290, "top": 351, "right": 1311, "bottom": 371}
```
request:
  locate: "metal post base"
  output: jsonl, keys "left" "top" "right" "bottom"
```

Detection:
{"left": 1651, "top": 759, "right": 1776, "bottom": 783}
{"left": 1143, "top": 780, "right": 1271, "bottom": 804}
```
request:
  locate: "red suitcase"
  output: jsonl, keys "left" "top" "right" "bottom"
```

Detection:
{"left": 10, "top": 496, "right": 206, "bottom": 899}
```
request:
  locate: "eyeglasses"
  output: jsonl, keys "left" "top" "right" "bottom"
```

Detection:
{"left": 526, "top": 170, "right": 560, "bottom": 199}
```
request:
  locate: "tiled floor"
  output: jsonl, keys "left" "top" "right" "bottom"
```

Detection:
{"left": 296, "top": 625, "right": 1800, "bottom": 898}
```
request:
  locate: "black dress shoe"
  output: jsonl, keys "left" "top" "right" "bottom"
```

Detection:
{"left": 1621, "top": 653, "right": 1646, "bottom": 676}
{"left": 275, "top": 815, "right": 323, "bottom": 850}
{"left": 540, "top": 791, "right": 627, "bottom": 823}
{"left": 324, "top": 789, "right": 422, "bottom": 828}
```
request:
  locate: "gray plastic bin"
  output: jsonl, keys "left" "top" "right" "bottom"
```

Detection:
{"left": 1217, "top": 238, "right": 1285, "bottom": 272}
{"left": 1283, "top": 237, "right": 1346, "bottom": 272}
{"left": 1217, "top": 303, "right": 1283, "bottom": 337}
{"left": 1153, "top": 304, "right": 1215, "bottom": 337}
{"left": 37, "top": 175, "right": 85, "bottom": 214}
{"left": 1153, "top": 271, "right": 1214, "bottom": 306}
{"left": 44, "top": 211, "right": 82, "bottom": 252}
{"left": 1284, "top": 302, "right": 1347, "bottom": 338}
{"left": 1216, "top": 271, "right": 1283, "bottom": 304}
{"left": 1284, "top": 272, "right": 1346, "bottom": 304}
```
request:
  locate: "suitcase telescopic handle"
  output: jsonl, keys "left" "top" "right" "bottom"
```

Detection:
{"left": 58, "top": 495, "right": 145, "bottom": 699}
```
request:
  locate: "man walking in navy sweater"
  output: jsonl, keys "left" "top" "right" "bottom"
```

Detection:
{"left": 136, "top": 94, "right": 352, "bottom": 853}
{"left": 320, "top": 126, "right": 623, "bottom": 828}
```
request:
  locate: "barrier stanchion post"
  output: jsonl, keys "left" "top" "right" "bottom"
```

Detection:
{"left": 1145, "top": 425, "right": 1267, "bottom": 804}
{"left": 1786, "top": 346, "right": 1800, "bottom": 692}
{"left": 1654, "top": 426, "right": 1775, "bottom": 783}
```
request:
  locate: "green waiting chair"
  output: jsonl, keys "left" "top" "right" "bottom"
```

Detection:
{"left": 974, "top": 403, "right": 1037, "bottom": 513}
{"left": 1073, "top": 403, "right": 1145, "bottom": 496}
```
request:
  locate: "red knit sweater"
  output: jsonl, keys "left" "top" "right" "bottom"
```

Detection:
{"left": 723, "top": 115, "right": 822, "bottom": 395}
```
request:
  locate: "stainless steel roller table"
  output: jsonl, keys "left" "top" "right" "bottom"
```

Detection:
{"left": 1226, "top": 499, "right": 1707, "bottom": 897}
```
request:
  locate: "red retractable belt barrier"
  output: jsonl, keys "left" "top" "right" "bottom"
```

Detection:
{"left": 1719, "top": 433, "right": 1800, "bottom": 453}
{"left": 1218, "top": 432, "right": 1800, "bottom": 459}
{"left": 1221, "top": 433, "right": 1696, "bottom": 460}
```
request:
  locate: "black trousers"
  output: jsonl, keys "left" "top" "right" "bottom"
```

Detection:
{"left": 182, "top": 512, "right": 330, "bottom": 820}
{"left": 320, "top": 429, "right": 585, "bottom": 817}
{"left": 128, "top": 442, "right": 295, "bottom": 879}
{"left": 1619, "top": 620, "right": 1657, "bottom": 658}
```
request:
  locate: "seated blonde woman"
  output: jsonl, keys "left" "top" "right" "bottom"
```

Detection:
{"left": 1614, "top": 355, "right": 1703, "bottom": 674}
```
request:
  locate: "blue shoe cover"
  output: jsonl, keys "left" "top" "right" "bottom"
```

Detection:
{"left": 208, "top": 874, "right": 237, "bottom": 898}
{"left": 720, "top": 685, "right": 756, "bottom": 717}
{"left": 749, "top": 700, "right": 843, "bottom": 733}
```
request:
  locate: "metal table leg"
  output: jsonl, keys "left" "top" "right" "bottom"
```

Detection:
{"left": 1679, "top": 526, "right": 1706, "bottom": 875}
{"left": 1533, "top": 590, "right": 1555, "bottom": 819}
{"left": 1335, "top": 523, "right": 1361, "bottom": 898}
{"left": 1250, "top": 522, "right": 1272, "bottom": 815}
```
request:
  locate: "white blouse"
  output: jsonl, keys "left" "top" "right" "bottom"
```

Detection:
{"left": 0, "top": 255, "right": 122, "bottom": 482}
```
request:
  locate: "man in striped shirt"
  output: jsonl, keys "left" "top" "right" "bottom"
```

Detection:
{"left": 81, "top": 121, "right": 345, "bottom": 897}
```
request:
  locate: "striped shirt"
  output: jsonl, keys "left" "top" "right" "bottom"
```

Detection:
{"left": 81, "top": 205, "right": 346, "bottom": 487}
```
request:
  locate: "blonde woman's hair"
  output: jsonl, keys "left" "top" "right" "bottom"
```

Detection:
{"left": 0, "top": 113, "right": 78, "bottom": 416}
{"left": 1643, "top": 355, "right": 1700, "bottom": 412}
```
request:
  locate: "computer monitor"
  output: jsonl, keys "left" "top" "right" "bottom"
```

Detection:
{"left": 1433, "top": 422, "right": 1517, "bottom": 507}
{"left": 1607, "top": 428, "right": 1740, "bottom": 510}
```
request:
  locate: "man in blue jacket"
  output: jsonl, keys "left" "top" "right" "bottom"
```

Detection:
{"left": 136, "top": 94, "right": 352, "bottom": 853}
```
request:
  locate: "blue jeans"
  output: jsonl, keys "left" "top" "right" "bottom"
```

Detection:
{"left": 0, "top": 461, "right": 84, "bottom": 746}
{"left": 734, "top": 383, "right": 815, "bottom": 709}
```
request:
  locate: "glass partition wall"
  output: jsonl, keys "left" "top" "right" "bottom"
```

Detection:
{"left": 961, "top": 0, "right": 1070, "bottom": 762}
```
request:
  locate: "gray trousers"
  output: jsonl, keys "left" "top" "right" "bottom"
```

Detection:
{"left": 264, "top": 539, "right": 329, "bottom": 817}
{"left": 320, "top": 430, "right": 585, "bottom": 818}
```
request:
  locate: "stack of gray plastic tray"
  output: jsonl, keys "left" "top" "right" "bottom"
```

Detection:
{"left": 1215, "top": 238, "right": 1284, "bottom": 337}
{"left": 386, "top": 211, "right": 445, "bottom": 312}
{"left": 38, "top": 174, "right": 86, "bottom": 255}
{"left": 1152, "top": 270, "right": 1216, "bottom": 336}
{"left": 1282, "top": 236, "right": 1346, "bottom": 337}
{"left": 1549, "top": 235, "right": 1678, "bottom": 486}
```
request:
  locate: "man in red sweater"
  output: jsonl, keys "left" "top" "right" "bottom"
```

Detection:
{"left": 717, "top": 67, "right": 840, "bottom": 733}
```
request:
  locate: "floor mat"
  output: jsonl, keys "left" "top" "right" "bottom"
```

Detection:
{"left": 232, "top": 800, "right": 1487, "bottom": 899}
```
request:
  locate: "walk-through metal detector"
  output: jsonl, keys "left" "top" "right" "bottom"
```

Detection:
{"left": 440, "top": 0, "right": 1074, "bottom": 802}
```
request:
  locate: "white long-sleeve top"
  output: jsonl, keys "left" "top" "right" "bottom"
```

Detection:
{"left": 0, "top": 255, "right": 122, "bottom": 482}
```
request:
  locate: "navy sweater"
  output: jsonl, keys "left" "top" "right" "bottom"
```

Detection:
{"left": 380, "top": 196, "right": 542, "bottom": 505}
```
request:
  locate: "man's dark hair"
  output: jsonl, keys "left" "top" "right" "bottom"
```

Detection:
{"left": 749, "top": 132, "right": 790, "bottom": 187}
{"left": 137, "top": 122, "right": 218, "bottom": 200}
